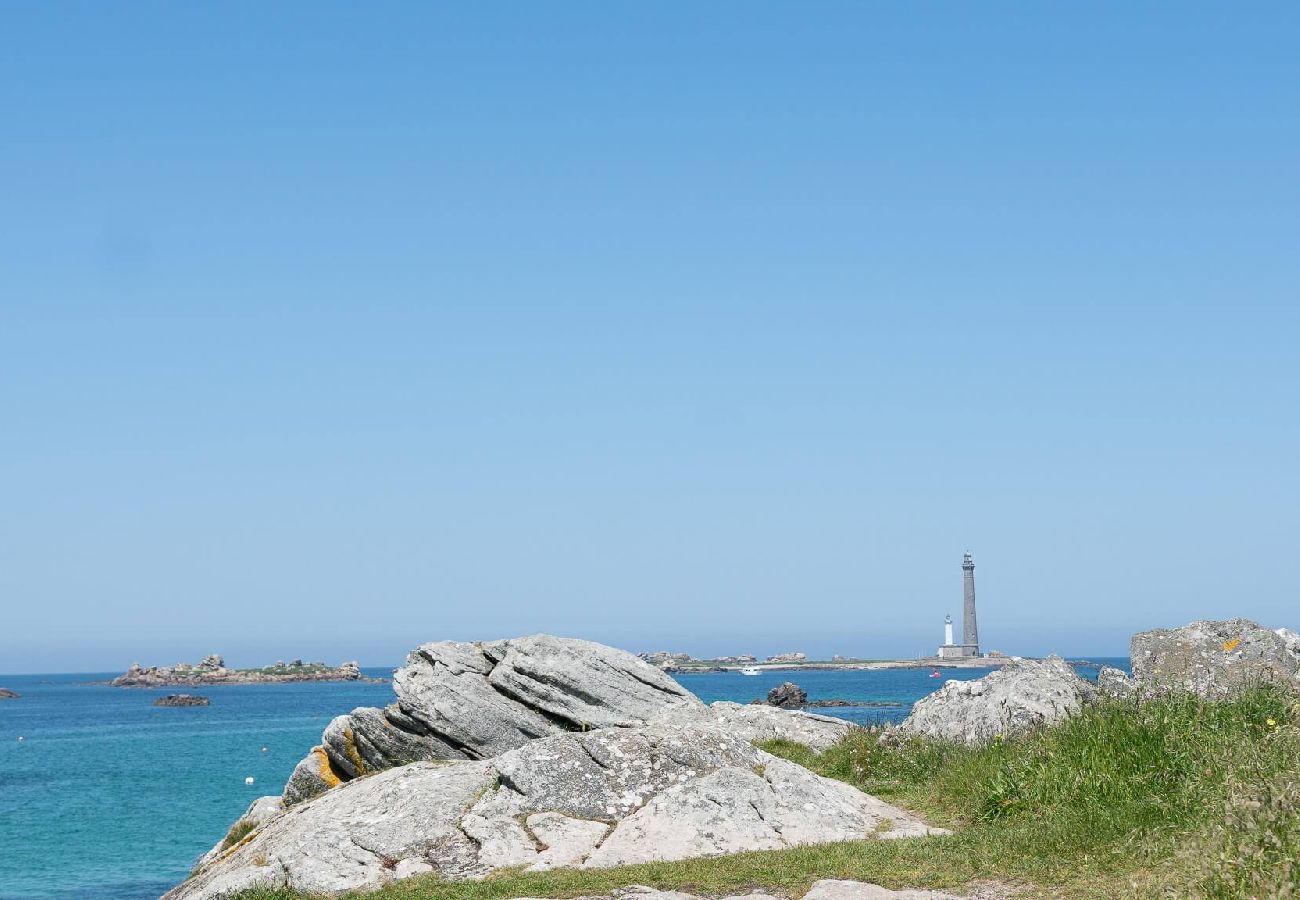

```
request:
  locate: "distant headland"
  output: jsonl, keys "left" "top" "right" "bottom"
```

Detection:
{"left": 638, "top": 650, "right": 1018, "bottom": 673}
{"left": 107, "top": 654, "right": 380, "bottom": 687}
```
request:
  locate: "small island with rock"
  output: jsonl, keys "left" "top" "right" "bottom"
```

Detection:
{"left": 110, "top": 654, "right": 371, "bottom": 687}
{"left": 153, "top": 694, "right": 211, "bottom": 707}
{"left": 0, "top": 687, "right": 19, "bottom": 700}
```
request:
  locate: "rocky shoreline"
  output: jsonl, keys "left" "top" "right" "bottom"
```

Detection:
{"left": 164, "top": 619, "right": 1298, "bottom": 900}
{"left": 108, "top": 654, "right": 375, "bottom": 687}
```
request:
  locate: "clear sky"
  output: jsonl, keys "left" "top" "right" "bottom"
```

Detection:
{"left": 2, "top": 4, "right": 1298, "bottom": 673}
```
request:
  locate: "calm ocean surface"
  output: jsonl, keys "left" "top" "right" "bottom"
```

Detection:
{"left": 0, "top": 659, "right": 1126, "bottom": 900}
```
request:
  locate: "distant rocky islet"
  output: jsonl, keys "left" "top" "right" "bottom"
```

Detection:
{"left": 109, "top": 654, "right": 372, "bottom": 687}
{"left": 153, "top": 694, "right": 211, "bottom": 707}
{"left": 0, "top": 687, "right": 19, "bottom": 700}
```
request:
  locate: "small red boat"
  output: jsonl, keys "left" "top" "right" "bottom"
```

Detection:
{"left": 929, "top": 670, "right": 942, "bottom": 678}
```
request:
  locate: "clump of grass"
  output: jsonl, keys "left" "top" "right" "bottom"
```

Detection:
{"left": 219, "top": 817, "right": 258, "bottom": 852}
{"left": 1195, "top": 772, "right": 1300, "bottom": 898}
{"left": 763, "top": 683, "right": 1300, "bottom": 888}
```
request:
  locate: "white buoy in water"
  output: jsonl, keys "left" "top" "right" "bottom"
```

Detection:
{"left": 245, "top": 776, "right": 255, "bottom": 785}
{"left": 17, "top": 736, "right": 23, "bottom": 742}
{"left": 261, "top": 746, "right": 268, "bottom": 753}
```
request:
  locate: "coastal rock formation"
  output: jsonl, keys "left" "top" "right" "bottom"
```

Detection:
{"left": 766, "top": 651, "right": 807, "bottom": 663}
{"left": 896, "top": 656, "right": 1096, "bottom": 746}
{"left": 655, "top": 701, "right": 856, "bottom": 751}
{"left": 111, "top": 656, "right": 363, "bottom": 687}
{"left": 283, "top": 635, "right": 704, "bottom": 805}
{"left": 767, "top": 681, "right": 808, "bottom": 709}
{"left": 1129, "top": 618, "right": 1300, "bottom": 699}
{"left": 153, "top": 694, "right": 210, "bottom": 707}
{"left": 169, "top": 725, "right": 946, "bottom": 900}
{"left": 1096, "top": 666, "right": 1138, "bottom": 700}
{"left": 0, "top": 688, "right": 19, "bottom": 699}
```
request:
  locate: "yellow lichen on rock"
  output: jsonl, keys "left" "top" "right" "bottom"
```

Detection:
{"left": 342, "top": 727, "right": 367, "bottom": 776}
{"left": 313, "top": 747, "right": 343, "bottom": 788}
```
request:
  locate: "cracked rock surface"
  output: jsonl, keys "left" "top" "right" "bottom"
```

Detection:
{"left": 654, "top": 701, "right": 856, "bottom": 751}
{"left": 893, "top": 656, "right": 1095, "bottom": 746}
{"left": 283, "top": 634, "right": 704, "bottom": 805}
{"left": 167, "top": 726, "right": 947, "bottom": 900}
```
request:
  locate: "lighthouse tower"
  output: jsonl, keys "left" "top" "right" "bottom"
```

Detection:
{"left": 937, "top": 613, "right": 959, "bottom": 658}
{"left": 960, "top": 552, "right": 981, "bottom": 657}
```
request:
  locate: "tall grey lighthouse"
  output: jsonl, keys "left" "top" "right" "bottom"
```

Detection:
{"left": 937, "top": 552, "right": 982, "bottom": 658}
{"left": 961, "top": 552, "right": 980, "bottom": 656}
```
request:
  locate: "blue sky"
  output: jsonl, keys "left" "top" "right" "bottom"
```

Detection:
{"left": 2, "top": 3, "right": 1297, "bottom": 673}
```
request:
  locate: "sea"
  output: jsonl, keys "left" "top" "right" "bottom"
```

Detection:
{"left": 0, "top": 659, "right": 1127, "bottom": 900}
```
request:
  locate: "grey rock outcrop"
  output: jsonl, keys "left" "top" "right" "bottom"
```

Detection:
{"left": 896, "top": 656, "right": 1096, "bottom": 746}
{"left": 767, "top": 681, "right": 808, "bottom": 709}
{"left": 0, "top": 688, "right": 19, "bottom": 700}
{"left": 153, "top": 694, "right": 210, "bottom": 707}
{"left": 1129, "top": 618, "right": 1300, "bottom": 699}
{"left": 283, "top": 635, "right": 704, "bottom": 805}
{"left": 655, "top": 701, "right": 856, "bottom": 751}
{"left": 1096, "top": 666, "right": 1138, "bottom": 700}
{"left": 169, "top": 725, "right": 946, "bottom": 900}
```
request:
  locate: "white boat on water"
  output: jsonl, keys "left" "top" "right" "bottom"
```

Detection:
{"left": 739, "top": 666, "right": 760, "bottom": 676}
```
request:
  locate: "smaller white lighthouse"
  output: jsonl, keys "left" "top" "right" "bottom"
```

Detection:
{"left": 938, "top": 613, "right": 963, "bottom": 658}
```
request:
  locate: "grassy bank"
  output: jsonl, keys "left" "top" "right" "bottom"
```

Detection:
{"left": 232, "top": 685, "right": 1300, "bottom": 900}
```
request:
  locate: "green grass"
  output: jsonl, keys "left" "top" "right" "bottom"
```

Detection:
{"left": 227, "top": 685, "right": 1300, "bottom": 900}
{"left": 218, "top": 818, "right": 259, "bottom": 852}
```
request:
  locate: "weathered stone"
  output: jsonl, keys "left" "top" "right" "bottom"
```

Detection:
{"left": 0, "top": 688, "right": 20, "bottom": 699}
{"left": 153, "top": 694, "right": 210, "bottom": 707}
{"left": 285, "top": 634, "right": 704, "bottom": 804}
{"left": 527, "top": 812, "right": 610, "bottom": 870}
{"left": 1096, "top": 666, "right": 1138, "bottom": 700}
{"left": 1130, "top": 618, "right": 1300, "bottom": 699}
{"left": 767, "top": 681, "right": 808, "bottom": 709}
{"left": 896, "top": 656, "right": 1096, "bottom": 746}
{"left": 1278, "top": 628, "right": 1300, "bottom": 657}
{"left": 282, "top": 747, "right": 342, "bottom": 806}
{"left": 320, "top": 705, "right": 463, "bottom": 780}
{"left": 483, "top": 634, "right": 702, "bottom": 728}
{"left": 166, "top": 725, "right": 946, "bottom": 900}
{"left": 167, "top": 761, "right": 497, "bottom": 899}
{"left": 655, "top": 701, "right": 855, "bottom": 751}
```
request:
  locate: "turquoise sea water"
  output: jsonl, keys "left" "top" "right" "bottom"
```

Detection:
{"left": 0, "top": 660, "right": 1124, "bottom": 900}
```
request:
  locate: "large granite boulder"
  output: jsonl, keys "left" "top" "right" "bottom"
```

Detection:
{"left": 169, "top": 725, "right": 946, "bottom": 899}
{"left": 895, "top": 656, "right": 1096, "bottom": 746}
{"left": 0, "top": 688, "right": 19, "bottom": 700}
{"left": 283, "top": 635, "right": 703, "bottom": 804}
{"left": 655, "top": 701, "right": 856, "bottom": 751}
{"left": 1129, "top": 618, "right": 1300, "bottom": 699}
{"left": 767, "top": 681, "right": 808, "bottom": 709}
